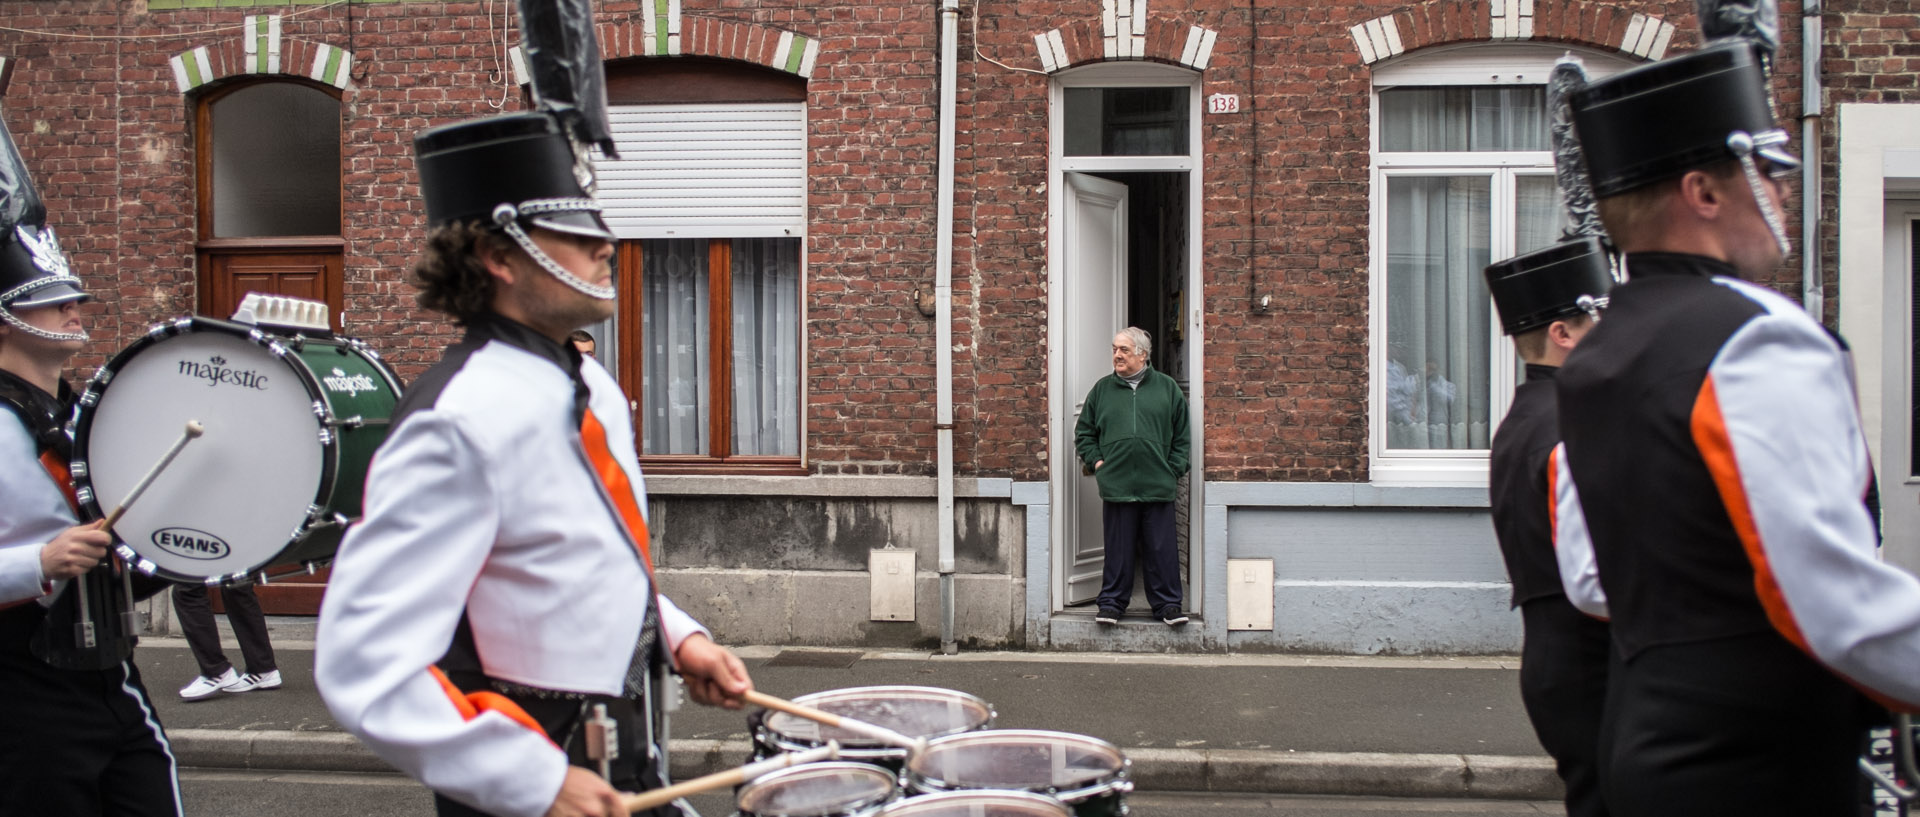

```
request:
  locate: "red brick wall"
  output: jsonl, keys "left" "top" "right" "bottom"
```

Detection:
{"left": 1, "top": 0, "right": 1835, "bottom": 484}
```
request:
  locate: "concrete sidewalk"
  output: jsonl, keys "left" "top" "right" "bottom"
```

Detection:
{"left": 137, "top": 619, "right": 1559, "bottom": 801}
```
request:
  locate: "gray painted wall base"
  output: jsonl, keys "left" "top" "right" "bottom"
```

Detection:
{"left": 657, "top": 567, "right": 1025, "bottom": 649}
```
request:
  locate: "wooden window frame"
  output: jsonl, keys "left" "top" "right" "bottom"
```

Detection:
{"left": 622, "top": 239, "right": 806, "bottom": 475}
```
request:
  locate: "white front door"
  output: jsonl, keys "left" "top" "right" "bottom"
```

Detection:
{"left": 1062, "top": 172, "right": 1129, "bottom": 605}
{"left": 1882, "top": 202, "right": 1920, "bottom": 570}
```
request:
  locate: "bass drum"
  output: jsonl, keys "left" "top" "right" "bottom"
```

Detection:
{"left": 73, "top": 316, "right": 400, "bottom": 584}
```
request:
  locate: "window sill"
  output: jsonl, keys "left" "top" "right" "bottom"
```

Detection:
{"left": 1367, "top": 457, "right": 1490, "bottom": 488}
{"left": 638, "top": 457, "right": 808, "bottom": 477}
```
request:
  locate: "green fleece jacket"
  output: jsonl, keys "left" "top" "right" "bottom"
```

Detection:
{"left": 1074, "top": 367, "right": 1190, "bottom": 502}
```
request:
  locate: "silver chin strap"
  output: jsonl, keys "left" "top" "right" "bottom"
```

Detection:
{"left": 0, "top": 305, "right": 87, "bottom": 342}
{"left": 491, "top": 202, "right": 616, "bottom": 301}
{"left": 1575, "top": 294, "right": 1609, "bottom": 322}
{"left": 1725, "top": 130, "right": 1793, "bottom": 258}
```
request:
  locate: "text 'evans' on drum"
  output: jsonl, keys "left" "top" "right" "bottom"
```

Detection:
{"left": 734, "top": 761, "right": 899, "bottom": 817}
{"left": 72, "top": 316, "right": 400, "bottom": 585}
{"left": 905, "top": 731, "right": 1132, "bottom": 817}
{"left": 877, "top": 790, "right": 1072, "bottom": 817}
{"left": 756, "top": 686, "right": 997, "bottom": 768}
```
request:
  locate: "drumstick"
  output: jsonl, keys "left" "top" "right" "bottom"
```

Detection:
{"left": 619, "top": 742, "right": 838, "bottom": 813}
{"left": 744, "top": 690, "right": 929, "bottom": 754}
{"left": 99, "top": 420, "right": 205, "bottom": 531}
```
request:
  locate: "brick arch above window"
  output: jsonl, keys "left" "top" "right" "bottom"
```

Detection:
{"left": 168, "top": 15, "right": 354, "bottom": 94}
{"left": 1028, "top": 12, "right": 1220, "bottom": 74}
{"left": 1348, "top": 0, "right": 1693, "bottom": 66}
{"left": 522, "top": 11, "right": 820, "bottom": 80}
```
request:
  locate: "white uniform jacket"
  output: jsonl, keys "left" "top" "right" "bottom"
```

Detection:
{"left": 316, "top": 316, "right": 706, "bottom": 817}
{"left": 0, "top": 375, "right": 73, "bottom": 605}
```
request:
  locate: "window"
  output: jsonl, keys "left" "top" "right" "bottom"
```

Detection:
{"left": 1369, "top": 45, "right": 1633, "bottom": 483}
{"left": 194, "top": 78, "right": 345, "bottom": 331}
{"left": 598, "top": 59, "right": 807, "bottom": 473}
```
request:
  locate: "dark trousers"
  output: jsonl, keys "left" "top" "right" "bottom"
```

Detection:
{"left": 0, "top": 645, "right": 180, "bottom": 817}
{"left": 1601, "top": 632, "right": 1875, "bottom": 817}
{"left": 1518, "top": 596, "right": 1611, "bottom": 817}
{"left": 172, "top": 583, "right": 276, "bottom": 678}
{"left": 1097, "top": 500, "right": 1181, "bottom": 614}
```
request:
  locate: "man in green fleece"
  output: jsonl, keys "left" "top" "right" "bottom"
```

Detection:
{"left": 1075, "top": 327, "right": 1190, "bottom": 626}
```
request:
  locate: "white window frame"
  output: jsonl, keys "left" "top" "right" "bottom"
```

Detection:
{"left": 1367, "top": 44, "right": 1636, "bottom": 485}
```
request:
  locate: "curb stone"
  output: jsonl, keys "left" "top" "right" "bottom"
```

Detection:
{"left": 166, "top": 730, "right": 1563, "bottom": 800}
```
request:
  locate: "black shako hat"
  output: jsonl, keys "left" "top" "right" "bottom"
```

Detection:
{"left": 1570, "top": 40, "right": 1799, "bottom": 199}
{"left": 413, "top": 112, "right": 614, "bottom": 241}
{"left": 1484, "top": 236, "right": 1614, "bottom": 335}
{"left": 0, "top": 116, "right": 86, "bottom": 311}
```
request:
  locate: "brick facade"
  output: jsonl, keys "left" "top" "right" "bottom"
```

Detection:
{"left": 0, "top": 0, "right": 1842, "bottom": 486}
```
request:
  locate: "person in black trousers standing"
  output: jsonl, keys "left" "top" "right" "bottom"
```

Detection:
{"left": 1485, "top": 237, "right": 1614, "bottom": 817}
{"left": 172, "top": 583, "right": 280, "bottom": 699}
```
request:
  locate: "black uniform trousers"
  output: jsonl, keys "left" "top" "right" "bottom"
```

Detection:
{"left": 172, "top": 583, "right": 277, "bottom": 678}
{"left": 1600, "top": 632, "right": 1876, "bottom": 817}
{"left": 0, "top": 610, "right": 179, "bottom": 817}
{"left": 1518, "top": 596, "right": 1611, "bottom": 817}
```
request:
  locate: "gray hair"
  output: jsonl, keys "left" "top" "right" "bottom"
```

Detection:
{"left": 1118, "top": 326, "right": 1151, "bottom": 357}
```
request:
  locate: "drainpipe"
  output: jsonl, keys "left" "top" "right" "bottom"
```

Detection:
{"left": 936, "top": 0, "right": 960, "bottom": 655}
{"left": 1801, "top": 1, "right": 1824, "bottom": 317}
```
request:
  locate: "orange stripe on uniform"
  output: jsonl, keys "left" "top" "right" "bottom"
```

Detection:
{"left": 580, "top": 408, "right": 653, "bottom": 568}
{"left": 1546, "top": 447, "right": 1560, "bottom": 548}
{"left": 38, "top": 449, "right": 78, "bottom": 513}
{"left": 1691, "top": 377, "right": 1813, "bottom": 654}
{"left": 427, "top": 666, "right": 556, "bottom": 747}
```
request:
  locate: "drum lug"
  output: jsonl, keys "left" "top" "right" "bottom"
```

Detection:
{"left": 254, "top": 571, "right": 270, "bottom": 586}
{"left": 75, "top": 486, "right": 93, "bottom": 505}
{"left": 303, "top": 561, "right": 321, "bottom": 575}
{"left": 70, "top": 460, "right": 87, "bottom": 478}
{"left": 317, "top": 427, "right": 334, "bottom": 446}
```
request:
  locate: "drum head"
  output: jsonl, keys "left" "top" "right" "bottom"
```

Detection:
{"left": 77, "top": 323, "right": 325, "bottom": 581}
{"left": 878, "top": 790, "right": 1071, "bottom": 816}
{"left": 768, "top": 686, "right": 996, "bottom": 748}
{"left": 736, "top": 762, "right": 898, "bottom": 817}
{"left": 908, "top": 731, "right": 1126, "bottom": 795}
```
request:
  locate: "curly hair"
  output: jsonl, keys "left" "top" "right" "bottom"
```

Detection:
{"left": 411, "top": 221, "right": 513, "bottom": 325}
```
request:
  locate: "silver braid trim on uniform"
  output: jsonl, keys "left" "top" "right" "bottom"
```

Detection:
{"left": 491, "top": 203, "right": 616, "bottom": 301}
{"left": 1726, "top": 130, "right": 1792, "bottom": 257}
{"left": 0, "top": 306, "right": 87, "bottom": 342}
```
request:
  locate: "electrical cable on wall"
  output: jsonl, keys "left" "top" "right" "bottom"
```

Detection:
{"left": 972, "top": 0, "right": 1048, "bottom": 76}
{"left": 484, "top": 0, "right": 516, "bottom": 109}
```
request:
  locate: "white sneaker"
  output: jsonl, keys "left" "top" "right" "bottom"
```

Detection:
{"left": 227, "top": 670, "right": 282, "bottom": 693}
{"left": 179, "top": 667, "right": 241, "bottom": 700}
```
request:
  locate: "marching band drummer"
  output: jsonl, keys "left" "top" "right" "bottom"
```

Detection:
{"left": 0, "top": 118, "right": 181, "bottom": 815}
{"left": 315, "top": 111, "right": 752, "bottom": 817}
{"left": 1483, "top": 238, "right": 1613, "bottom": 817}
{"left": 1551, "top": 40, "right": 1920, "bottom": 814}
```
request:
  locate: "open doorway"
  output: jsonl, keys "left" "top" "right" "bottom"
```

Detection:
{"left": 1057, "top": 169, "right": 1191, "bottom": 616}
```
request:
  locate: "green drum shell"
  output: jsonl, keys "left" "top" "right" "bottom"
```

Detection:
{"left": 277, "top": 337, "right": 401, "bottom": 568}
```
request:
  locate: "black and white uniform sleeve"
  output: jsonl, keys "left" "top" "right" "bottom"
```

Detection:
{"left": 1698, "top": 279, "right": 1920, "bottom": 710}
{"left": 1549, "top": 443, "right": 1608, "bottom": 619}
{"left": 0, "top": 415, "right": 66, "bottom": 604}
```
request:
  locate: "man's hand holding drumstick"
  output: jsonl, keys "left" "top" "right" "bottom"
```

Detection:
{"left": 674, "top": 633, "right": 753, "bottom": 709}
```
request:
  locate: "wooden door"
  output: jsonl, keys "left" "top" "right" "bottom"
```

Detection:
{"left": 200, "top": 245, "right": 344, "bottom": 614}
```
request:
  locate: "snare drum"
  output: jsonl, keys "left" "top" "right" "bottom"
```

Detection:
{"left": 72, "top": 316, "right": 400, "bottom": 584}
{"left": 877, "top": 791, "right": 1071, "bottom": 817}
{"left": 904, "top": 731, "right": 1132, "bottom": 817}
{"left": 735, "top": 761, "right": 899, "bottom": 817}
{"left": 754, "top": 686, "right": 996, "bottom": 770}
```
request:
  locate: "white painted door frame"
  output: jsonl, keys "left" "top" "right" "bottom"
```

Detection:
{"left": 1046, "top": 63, "right": 1206, "bottom": 615}
{"left": 1881, "top": 201, "right": 1920, "bottom": 567}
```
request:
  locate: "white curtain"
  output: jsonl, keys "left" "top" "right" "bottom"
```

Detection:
{"left": 730, "top": 239, "right": 801, "bottom": 456}
{"left": 1382, "top": 86, "right": 1551, "bottom": 449}
{"left": 642, "top": 239, "right": 710, "bottom": 455}
{"left": 1387, "top": 176, "right": 1492, "bottom": 450}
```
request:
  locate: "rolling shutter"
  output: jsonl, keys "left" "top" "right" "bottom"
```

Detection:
{"left": 594, "top": 103, "right": 807, "bottom": 238}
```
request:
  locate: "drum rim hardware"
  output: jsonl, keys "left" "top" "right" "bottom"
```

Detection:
{"left": 761, "top": 685, "right": 998, "bottom": 756}
{"left": 71, "top": 314, "right": 401, "bottom": 585}
{"left": 734, "top": 760, "right": 900, "bottom": 816}
{"left": 907, "top": 729, "right": 1134, "bottom": 804}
